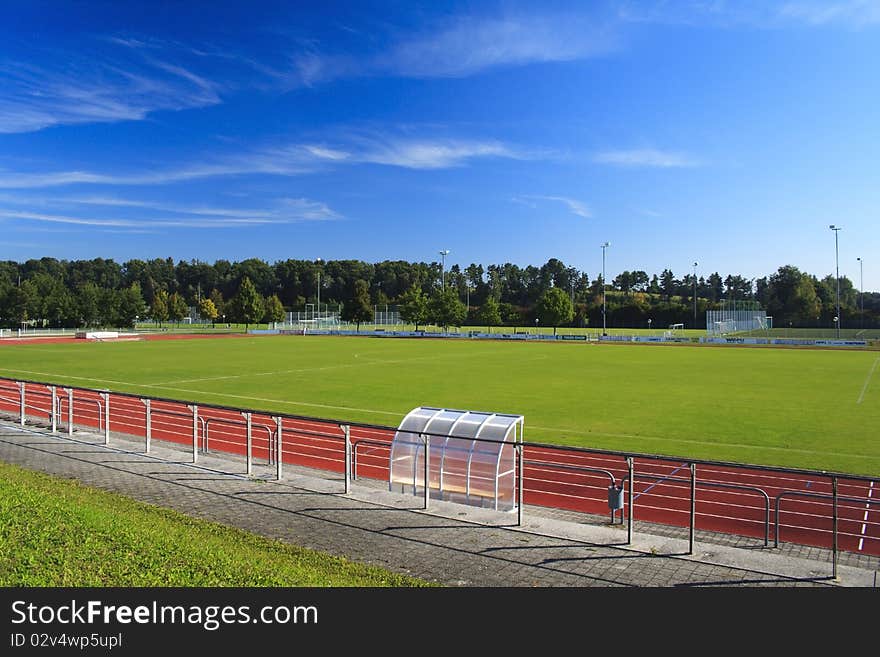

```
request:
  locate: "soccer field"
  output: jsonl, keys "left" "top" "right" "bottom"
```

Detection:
{"left": 1, "top": 335, "right": 878, "bottom": 476}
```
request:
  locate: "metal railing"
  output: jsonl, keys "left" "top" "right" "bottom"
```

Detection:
{"left": 1, "top": 374, "right": 878, "bottom": 577}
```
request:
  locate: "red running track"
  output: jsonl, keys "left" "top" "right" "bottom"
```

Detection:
{"left": 0, "top": 379, "right": 876, "bottom": 557}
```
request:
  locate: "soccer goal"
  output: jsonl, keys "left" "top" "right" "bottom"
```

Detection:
{"left": 706, "top": 308, "right": 769, "bottom": 336}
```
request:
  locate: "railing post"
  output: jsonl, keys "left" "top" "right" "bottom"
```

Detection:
{"left": 342, "top": 425, "right": 351, "bottom": 494}
{"left": 689, "top": 462, "right": 696, "bottom": 555}
{"left": 141, "top": 399, "right": 151, "bottom": 453}
{"left": 66, "top": 388, "right": 73, "bottom": 436}
{"left": 49, "top": 386, "right": 57, "bottom": 433}
{"left": 424, "top": 434, "right": 430, "bottom": 510}
{"left": 242, "top": 412, "right": 252, "bottom": 476}
{"left": 274, "top": 417, "right": 283, "bottom": 481}
{"left": 188, "top": 405, "right": 198, "bottom": 463}
{"left": 18, "top": 382, "right": 25, "bottom": 426}
{"left": 100, "top": 392, "right": 110, "bottom": 445}
{"left": 627, "top": 456, "right": 634, "bottom": 545}
{"left": 517, "top": 442, "right": 524, "bottom": 527}
{"left": 832, "top": 476, "right": 839, "bottom": 580}
{"left": 353, "top": 442, "right": 359, "bottom": 481}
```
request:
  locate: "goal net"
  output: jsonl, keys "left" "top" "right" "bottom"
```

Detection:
{"left": 706, "top": 308, "right": 769, "bottom": 336}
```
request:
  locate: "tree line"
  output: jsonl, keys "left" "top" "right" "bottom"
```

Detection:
{"left": 0, "top": 256, "right": 876, "bottom": 330}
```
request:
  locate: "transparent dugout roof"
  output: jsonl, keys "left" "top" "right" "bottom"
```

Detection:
{"left": 388, "top": 407, "right": 523, "bottom": 511}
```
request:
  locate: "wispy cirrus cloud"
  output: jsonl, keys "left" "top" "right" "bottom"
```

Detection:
{"left": 593, "top": 148, "right": 702, "bottom": 168}
{"left": 0, "top": 39, "right": 225, "bottom": 134}
{"left": 302, "top": 136, "right": 519, "bottom": 169}
{"left": 513, "top": 195, "right": 592, "bottom": 219}
{"left": 287, "top": 11, "right": 617, "bottom": 85}
{"left": 778, "top": 1, "right": 880, "bottom": 26}
{"left": 0, "top": 195, "right": 338, "bottom": 232}
{"left": 616, "top": 0, "right": 880, "bottom": 28}
{"left": 0, "top": 132, "right": 525, "bottom": 189}
{"left": 63, "top": 195, "right": 339, "bottom": 221}
{"left": 375, "top": 13, "right": 616, "bottom": 78}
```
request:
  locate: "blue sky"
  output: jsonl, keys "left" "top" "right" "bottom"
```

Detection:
{"left": 1, "top": 0, "right": 878, "bottom": 291}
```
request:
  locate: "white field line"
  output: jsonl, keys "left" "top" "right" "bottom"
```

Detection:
{"left": 858, "top": 481, "right": 875, "bottom": 552}
{"left": 857, "top": 357, "right": 880, "bottom": 404}
{"left": 148, "top": 351, "right": 484, "bottom": 385}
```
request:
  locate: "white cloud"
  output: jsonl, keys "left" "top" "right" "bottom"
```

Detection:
{"left": 303, "top": 145, "right": 351, "bottom": 161}
{"left": 514, "top": 195, "right": 592, "bottom": 218}
{"left": 0, "top": 42, "right": 224, "bottom": 134}
{"left": 616, "top": 0, "right": 880, "bottom": 28}
{"left": 283, "top": 12, "right": 616, "bottom": 86}
{"left": 0, "top": 195, "right": 339, "bottom": 229}
{"left": 0, "top": 131, "right": 523, "bottom": 189}
{"left": 593, "top": 148, "right": 702, "bottom": 168}
{"left": 377, "top": 14, "right": 615, "bottom": 79}
{"left": 778, "top": 1, "right": 880, "bottom": 26}
{"left": 350, "top": 138, "right": 516, "bottom": 169}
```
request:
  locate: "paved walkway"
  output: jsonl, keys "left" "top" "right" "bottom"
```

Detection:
{"left": 1, "top": 419, "right": 878, "bottom": 587}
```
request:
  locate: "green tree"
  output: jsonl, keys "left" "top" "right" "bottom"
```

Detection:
{"left": 234, "top": 276, "right": 264, "bottom": 331}
{"left": 765, "top": 265, "right": 822, "bottom": 325}
{"left": 151, "top": 289, "right": 169, "bottom": 327}
{"left": 536, "top": 287, "right": 574, "bottom": 335}
{"left": 263, "top": 294, "right": 285, "bottom": 324}
{"left": 398, "top": 283, "right": 429, "bottom": 331}
{"left": 498, "top": 302, "right": 521, "bottom": 327}
{"left": 341, "top": 280, "right": 374, "bottom": 331}
{"left": 199, "top": 297, "right": 219, "bottom": 327}
{"left": 117, "top": 283, "right": 147, "bottom": 328}
{"left": 209, "top": 288, "right": 225, "bottom": 318}
{"left": 475, "top": 296, "right": 502, "bottom": 332}
{"left": 7, "top": 285, "right": 30, "bottom": 326}
{"left": 429, "top": 286, "right": 467, "bottom": 330}
{"left": 168, "top": 292, "right": 188, "bottom": 326}
{"left": 76, "top": 283, "right": 101, "bottom": 328}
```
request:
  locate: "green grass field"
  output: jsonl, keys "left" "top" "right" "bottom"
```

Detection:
{"left": 1, "top": 335, "right": 878, "bottom": 476}
{"left": 0, "top": 461, "right": 429, "bottom": 586}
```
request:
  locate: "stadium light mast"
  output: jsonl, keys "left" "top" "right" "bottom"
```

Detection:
{"left": 316, "top": 257, "right": 323, "bottom": 323}
{"left": 830, "top": 225, "right": 841, "bottom": 338}
{"left": 601, "top": 242, "right": 610, "bottom": 336}
{"left": 857, "top": 257, "right": 863, "bottom": 329}
{"left": 693, "top": 261, "right": 698, "bottom": 326}
{"left": 438, "top": 249, "right": 450, "bottom": 288}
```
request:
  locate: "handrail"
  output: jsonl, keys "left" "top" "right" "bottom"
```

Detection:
{"left": 149, "top": 408, "right": 207, "bottom": 451}
{"left": 203, "top": 416, "right": 275, "bottom": 460}
{"left": 622, "top": 473, "right": 771, "bottom": 546}
{"left": 524, "top": 459, "right": 617, "bottom": 486}
{"left": 351, "top": 438, "right": 392, "bottom": 480}
{"left": 55, "top": 395, "right": 104, "bottom": 432}
{"left": 774, "top": 489, "right": 880, "bottom": 547}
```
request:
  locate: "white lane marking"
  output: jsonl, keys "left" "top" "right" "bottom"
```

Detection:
{"left": 857, "top": 481, "right": 875, "bottom": 551}
{"left": 857, "top": 357, "right": 879, "bottom": 404}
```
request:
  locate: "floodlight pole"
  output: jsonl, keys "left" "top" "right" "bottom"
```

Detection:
{"left": 857, "top": 257, "right": 863, "bottom": 329}
{"left": 601, "top": 242, "right": 610, "bottom": 335}
{"left": 439, "top": 250, "right": 450, "bottom": 288}
{"left": 316, "top": 258, "right": 323, "bottom": 324}
{"left": 693, "top": 261, "right": 698, "bottom": 326}
{"left": 830, "top": 226, "right": 841, "bottom": 338}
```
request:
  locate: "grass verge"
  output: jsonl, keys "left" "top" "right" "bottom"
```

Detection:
{"left": 0, "top": 461, "right": 433, "bottom": 587}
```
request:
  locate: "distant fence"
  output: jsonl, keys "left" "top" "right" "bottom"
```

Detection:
{"left": 248, "top": 328, "right": 872, "bottom": 348}
{"left": 0, "top": 375, "right": 878, "bottom": 576}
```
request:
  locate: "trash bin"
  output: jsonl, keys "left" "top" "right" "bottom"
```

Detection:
{"left": 608, "top": 484, "right": 624, "bottom": 511}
